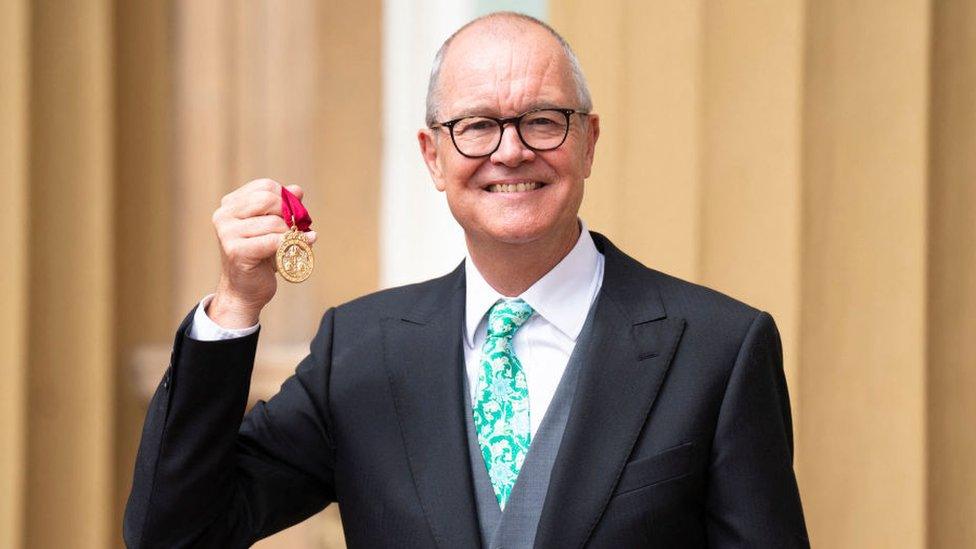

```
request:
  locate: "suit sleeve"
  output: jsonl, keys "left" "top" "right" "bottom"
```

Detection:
{"left": 123, "top": 306, "right": 339, "bottom": 548}
{"left": 705, "top": 311, "right": 810, "bottom": 548}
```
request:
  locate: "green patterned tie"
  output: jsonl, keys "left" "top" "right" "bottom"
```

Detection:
{"left": 473, "top": 298, "right": 535, "bottom": 510}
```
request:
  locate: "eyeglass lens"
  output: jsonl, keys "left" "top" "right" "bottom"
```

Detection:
{"left": 451, "top": 110, "right": 569, "bottom": 157}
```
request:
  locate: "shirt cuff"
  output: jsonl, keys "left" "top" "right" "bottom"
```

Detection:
{"left": 188, "top": 294, "right": 261, "bottom": 341}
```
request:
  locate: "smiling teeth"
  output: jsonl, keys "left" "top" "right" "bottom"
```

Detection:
{"left": 488, "top": 182, "right": 542, "bottom": 193}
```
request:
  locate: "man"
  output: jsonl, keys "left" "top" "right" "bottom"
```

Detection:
{"left": 125, "top": 12, "right": 808, "bottom": 548}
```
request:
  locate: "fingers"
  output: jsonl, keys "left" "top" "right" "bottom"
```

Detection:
{"left": 209, "top": 179, "right": 311, "bottom": 313}
{"left": 221, "top": 177, "right": 277, "bottom": 206}
{"left": 244, "top": 229, "right": 317, "bottom": 257}
{"left": 235, "top": 229, "right": 317, "bottom": 260}
{"left": 214, "top": 190, "right": 276, "bottom": 226}
{"left": 217, "top": 181, "right": 307, "bottom": 221}
{"left": 284, "top": 184, "right": 304, "bottom": 200}
{"left": 248, "top": 232, "right": 287, "bottom": 259}
{"left": 227, "top": 178, "right": 303, "bottom": 201}
{"left": 212, "top": 179, "right": 314, "bottom": 266}
{"left": 216, "top": 215, "right": 316, "bottom": 258}
{"left": 235, "top": 214, "right": 291, "bottom": 238}
{"left": 226, "top": 217, "right": 316, "bottom": 243}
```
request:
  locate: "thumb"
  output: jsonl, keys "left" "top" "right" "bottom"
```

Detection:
{"left": 285, "top": 184, "right": 305, "bottom": 201}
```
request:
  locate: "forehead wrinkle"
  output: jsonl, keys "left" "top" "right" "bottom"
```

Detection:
{"left": 495, "top": 47, "right": 563, "bottom": 115}
{"left": 505, "top": 41, "right": 555, "bottom": 110}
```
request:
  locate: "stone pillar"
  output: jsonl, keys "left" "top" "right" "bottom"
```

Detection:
{"left": 27, "top": 1, "right": 116, "bottom": 547}
{"left": 0, "top": 0, "right": 29, "bottom": 546}
{"left": 928, "top": 1, "right": 976, "bottom": 547}
{"left": 799, "top": 1, "right": 930, "bottom": 546}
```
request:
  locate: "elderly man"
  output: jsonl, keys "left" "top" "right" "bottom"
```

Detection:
{"left": 124, "top": 12, "right": 808, "bottom": 548}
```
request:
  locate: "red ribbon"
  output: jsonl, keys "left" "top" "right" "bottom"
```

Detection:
{"left": 280, "top": 187, "right": 312, "bottom": 232}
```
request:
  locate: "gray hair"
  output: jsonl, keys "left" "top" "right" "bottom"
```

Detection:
{"left": 424, "top": 12, "right": 593, "bottom": 127}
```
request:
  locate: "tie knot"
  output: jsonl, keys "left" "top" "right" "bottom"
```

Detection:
{"left": 486, "top": 298, "right": 534, "bottom": 339}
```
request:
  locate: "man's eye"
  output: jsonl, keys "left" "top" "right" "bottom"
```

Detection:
{"left": 526, "top": 117, "right": 557, "bottom": 126}
{"left": 465, "top": 120, "right": 494, "bottom": 131}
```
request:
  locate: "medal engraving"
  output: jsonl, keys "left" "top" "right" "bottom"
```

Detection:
{"left": 275, "top": 226, "right": 314, "bottom": 283}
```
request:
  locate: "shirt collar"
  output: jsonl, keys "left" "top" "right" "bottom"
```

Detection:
{"left": 463, "top": 219, "right": 604, "bottom": 347}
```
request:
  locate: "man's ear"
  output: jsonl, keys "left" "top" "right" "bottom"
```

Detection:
{"left": 418, "top": 129, "right": 447, "bottom": 192}
{"left": 582, "top": 114, "right": 600, "bottom": 179}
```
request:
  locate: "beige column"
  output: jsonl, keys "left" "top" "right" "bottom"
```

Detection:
{"left": 171, "top": 0, "right": 235, "bottom": 314}
{"left": 114, "top": 0, "right": 174, "bottom": 535}
{"left": 0, "top": 0, "right": 28, "bottom": 547}
{"left": 799, "top": 1, "right": 930, "bottom": 547}
{"left": 617, "top": 2, "right": 703, "bottom": 282}
{"left": 928, "top": 1, "right": 976, "bottom": 547}
{"left": 554, "top": 1, "right": 806, "bottom": 414}
{"left": 551, "top": 1, "right": 703, "bottom": 281}
{"left": 553, "top": 0, "right": 941, "bottom": 546}
{"left": 698, "top": 1, "right": 805, "bottom": 409}
{"left": 550, "top": 0, "right": 626, "bottom": 239}
{"left": 27, "top": 1, "right": 115, "bottom": 547}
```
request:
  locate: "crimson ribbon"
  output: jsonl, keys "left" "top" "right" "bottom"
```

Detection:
{"left": 280, "top": 187, "right": 312, "bottom": 232}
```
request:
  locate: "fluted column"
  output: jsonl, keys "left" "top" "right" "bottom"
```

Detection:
{"left": 0, "top": 1, "right": 28, "bottom": 547}
{"left": 553, "top": 0, "right": 806, "bottom": 414}
{"left": 552, "top": 0, "right": 703, "bottom": 281}
{"left": 114, "top": 0, "right": 174, "bottom": 535}
{"left": 698, "top": 0, "right": 805, "bottom": 409}
{"left": 27, "top": 1, "right": 116, "bottom": 547}
{"left": 554, "top": 0, "right": 934, "bottom": 547}
{"left": 928, "top": 1, "right": 976, "bottom": 547}
{"left": 798, "top": 1, "right": 930, "bottom": 546}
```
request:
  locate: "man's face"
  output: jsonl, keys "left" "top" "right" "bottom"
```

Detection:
{"left": 418, "top": 24, "right": 600, "bottom": 249}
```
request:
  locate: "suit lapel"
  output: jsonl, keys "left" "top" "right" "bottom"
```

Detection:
{"left": 381, "top": 263, "right": 483, "bottom": 549}
{"left": 534, "top": 233, "right": 687, "bottom": 548}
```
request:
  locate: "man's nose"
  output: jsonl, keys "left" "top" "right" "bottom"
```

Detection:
{"left": 490, "top": 123, "right": 535, "bottom": 167}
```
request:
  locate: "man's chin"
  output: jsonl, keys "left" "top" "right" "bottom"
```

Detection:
{"left": 468, "top": 221, "right": 563, "bottom": 248}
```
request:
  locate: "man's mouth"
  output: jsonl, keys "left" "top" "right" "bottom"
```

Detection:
{"left": 485, "top": 182, "right": 546, "bottom": 193}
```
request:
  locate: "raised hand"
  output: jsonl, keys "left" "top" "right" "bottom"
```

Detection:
{"left": 208, "top": 178, "right": 318, "bottom": 328}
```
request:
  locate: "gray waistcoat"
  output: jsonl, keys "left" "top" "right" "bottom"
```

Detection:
{"left": 462, "top": 300, "right": 599, "bottom": 549}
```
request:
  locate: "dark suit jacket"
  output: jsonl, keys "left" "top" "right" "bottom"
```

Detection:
{"left": 124, "top": 231, "right": 809, "bottom": 548}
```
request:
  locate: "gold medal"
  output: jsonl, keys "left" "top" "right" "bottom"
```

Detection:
{"left": 275, "top": 225, "right": 314, "bottom": 283}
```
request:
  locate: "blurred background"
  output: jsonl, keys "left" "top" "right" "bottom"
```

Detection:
{"left": 1, "top": 0, "right": 973, "bottom": 547}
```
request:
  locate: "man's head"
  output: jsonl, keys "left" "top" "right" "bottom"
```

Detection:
{"left": 418, "top": 12, "right": 600, "bottom": 250}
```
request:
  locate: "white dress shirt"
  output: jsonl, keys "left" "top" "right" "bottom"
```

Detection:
{"left": 189, "top": 294, "right": 260, "bottom": 340}
{"left": 463, "top": 220, "right": 604, "bottom": 439}
{"left": 190, "top": 220, "right": 606, "bottom": 440}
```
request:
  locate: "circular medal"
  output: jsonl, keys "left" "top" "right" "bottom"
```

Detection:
{"left": 275, "top": 225, "right": 314, "bottom": 283}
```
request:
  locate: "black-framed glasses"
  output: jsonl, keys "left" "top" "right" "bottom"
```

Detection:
{"left": 431, "top": 108, "right": 587, "bottom": 158}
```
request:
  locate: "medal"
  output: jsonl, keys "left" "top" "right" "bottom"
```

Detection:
{"left": 276, "top": 224, "right": 314, "bottom": 283}
{"left": 275, "top": 187, "right": 314, "bottom": 283}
